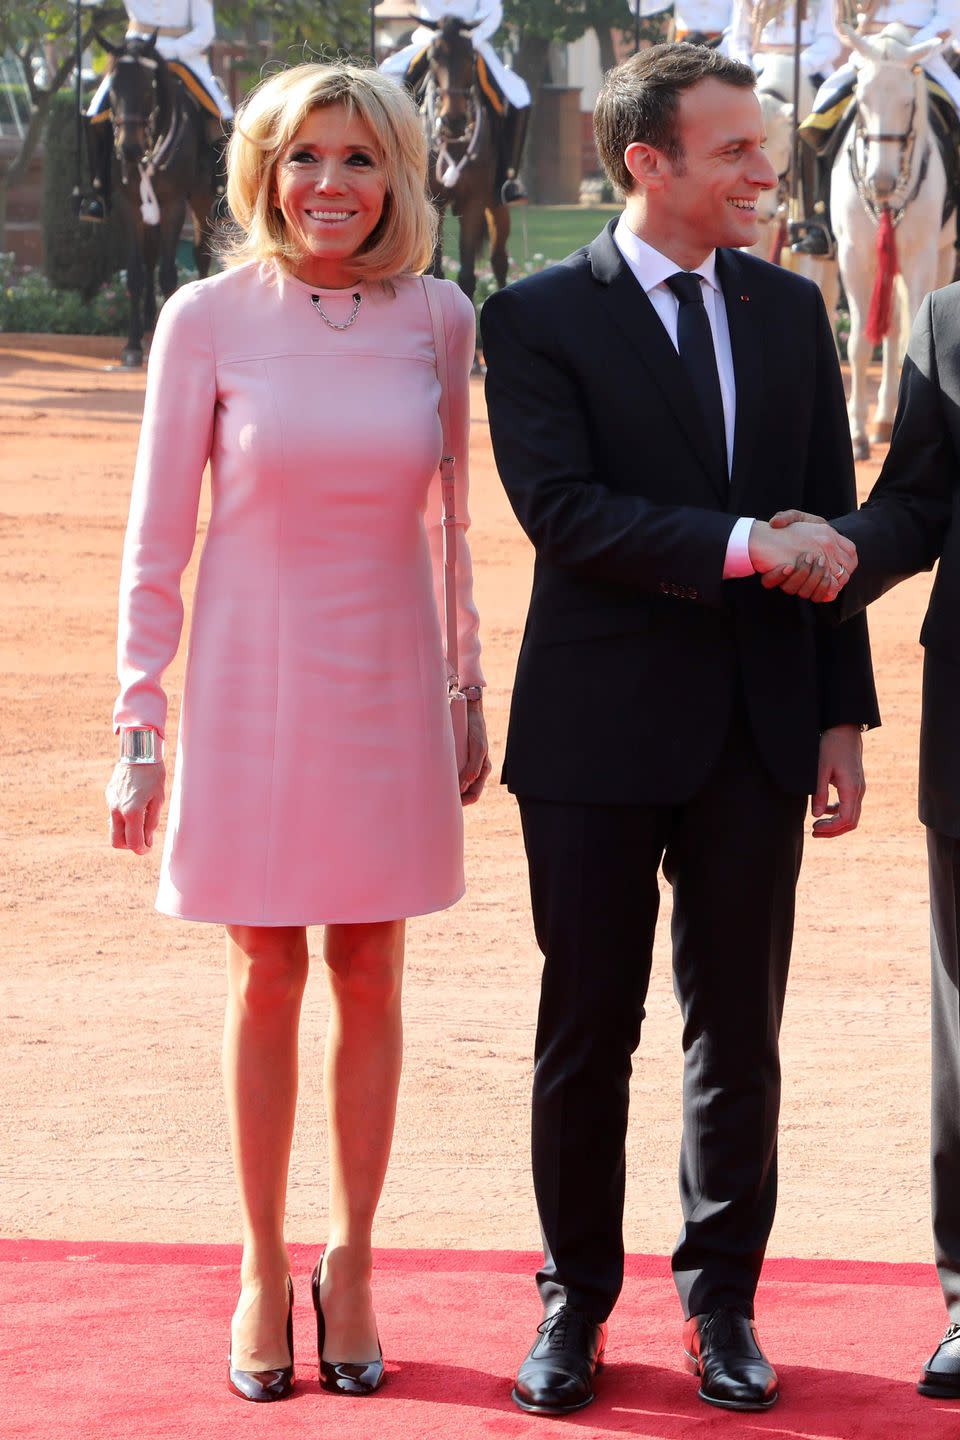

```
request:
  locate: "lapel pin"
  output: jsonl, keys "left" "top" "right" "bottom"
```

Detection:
{"left": 740, "top": 294, "right": 750, "bottom": 302}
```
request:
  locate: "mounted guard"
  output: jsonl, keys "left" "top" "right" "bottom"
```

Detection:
{"left": 796, "top": 0, "right": 960, "bottom": 253}
{"left": 380, "top": 0, "right": 530, "bottom": 203}
{"left": 79, "top": 0, "right": 233, "bottom": 221}
{"left": 78, "top": 29, "right": 221, "bottom": 367}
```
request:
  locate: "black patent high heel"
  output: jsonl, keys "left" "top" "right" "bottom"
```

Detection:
{"left": 311, "top": 1251, "right": 384, "bottom": 1396}
{"left": 227, "top": 1274, "right": 295, "bottom": 1402}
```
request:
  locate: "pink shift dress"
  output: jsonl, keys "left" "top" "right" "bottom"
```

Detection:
{"left": 114, "top": 262, "right": 483, "bottom": 925}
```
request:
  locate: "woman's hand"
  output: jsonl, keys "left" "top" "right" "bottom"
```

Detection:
{"left": 459, "top": 701, "right": 492, "bottom": 807}
{"left": 106, "top": 761, "right": 166, "bottom": 855}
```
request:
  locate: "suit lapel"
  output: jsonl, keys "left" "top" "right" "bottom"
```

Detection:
{"left": 589, "top": 223, "right": 728, "bottom": 504}
{"left": 715, "top": 248, "right": 764, "bottom": 510}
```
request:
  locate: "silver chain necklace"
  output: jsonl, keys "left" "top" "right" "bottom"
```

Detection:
{"left": 310, "top": 291, "right": 362, "bottom": 330}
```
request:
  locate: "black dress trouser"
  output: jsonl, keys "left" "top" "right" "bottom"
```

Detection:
{"left": 517, "top": 705, "right": 806, "bottom": 1323}
{"left": 927, "top": 826, "right": 960, "bottom": 1322}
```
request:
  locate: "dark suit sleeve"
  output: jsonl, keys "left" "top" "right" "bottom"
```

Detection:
{"left": 837, "top": 292, "right": 954, "bottom": 618}
{"left": 803, "top": 290, "right": 881, "bottom": 731}
{"left": 480, "top": 284, "right": 737, "bottom": 607}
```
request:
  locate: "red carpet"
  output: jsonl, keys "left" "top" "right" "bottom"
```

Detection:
{"left": 3, "top": 1241, "right": 959, "bottom": 1438}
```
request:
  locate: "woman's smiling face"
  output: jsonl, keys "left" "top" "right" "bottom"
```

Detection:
{"left": 272, "top": 102, "right": 388, "bottom": 287}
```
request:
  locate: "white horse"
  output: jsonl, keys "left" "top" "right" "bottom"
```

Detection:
{"left": 747, "top": 56, "right": 800, "bottom": 263}
{"left": 748, "top": 57, "right": 842, "bottom": 327}
{"left": 832, "top": 23, "right": 953, "bottom": 458}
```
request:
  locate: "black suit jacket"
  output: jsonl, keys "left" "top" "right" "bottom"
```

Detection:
{"left": 480, "top": 220, "right": 879, "bottom": 805}
{"left": 838, "top": 285, "right": 960, "bottom": 836}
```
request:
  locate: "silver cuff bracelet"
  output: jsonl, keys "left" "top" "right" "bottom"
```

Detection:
{"left": 119, "top": 727, "right": 162, "bottom": 764}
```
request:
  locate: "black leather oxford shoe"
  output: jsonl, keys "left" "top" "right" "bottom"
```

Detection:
{"left": 511, "top": 1305, "right": 607, "bottom": 1415}
{"left": 683, "top": 1307, "right": 778, "bottom": 1411}
{"left": 919, "top": 1322, "right": 960, "bottom": 1398}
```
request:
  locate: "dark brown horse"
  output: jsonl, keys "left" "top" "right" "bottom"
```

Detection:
{"left": 420, "top": 16, "right": 509, "bottom": 301}
{"left": 98, "top": 33, "right": 219, "bottom": 366}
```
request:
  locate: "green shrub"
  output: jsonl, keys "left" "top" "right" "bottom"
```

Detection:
{"left": 0, "top": 253, "right": 199, "bottom": 334}
{"left": 42, "top": 91, "right": 124, "bottom": 297}
{"left": 1, "top": 253, "right": 121, "bottom": 332}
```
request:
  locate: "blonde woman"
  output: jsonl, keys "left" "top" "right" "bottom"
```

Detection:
{"left": 105, "top": 62, "right": 489, "bottom": 1402}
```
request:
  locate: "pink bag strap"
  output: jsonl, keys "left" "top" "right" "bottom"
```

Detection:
{"left": 421, "top": 275, "right": 459, "bottom": 692}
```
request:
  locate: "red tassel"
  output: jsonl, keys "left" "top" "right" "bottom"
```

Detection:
{"left": 866, "top": 208, "right": 899, "bottom": 347}
{"left": 769, "top": 214, "right": 788, "bottom": 266}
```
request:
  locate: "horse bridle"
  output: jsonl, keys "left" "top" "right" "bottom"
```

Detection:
{"left": 425, "top": 69, "right": 481, "bottom": 142}
{"left": 850, "top": 91, "right": 928, "bottom": 224}
{"left": 110, "top": 55, "right": 161, "bottom": 158}
{"left": 424, "top": 63, "right": 484, "bottom": 188}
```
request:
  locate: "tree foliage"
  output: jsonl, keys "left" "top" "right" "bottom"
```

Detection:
{"left": 215, "top": 0, "right": 370, "bottom": 60}
{"left": 502, "top": 0, "right": 630, "bottom": 88}
{"left": 0, "top": 3, "right": 115, "bottom": 249}
{"left": 506, "top": 0, "right": 632, "bottom": 44}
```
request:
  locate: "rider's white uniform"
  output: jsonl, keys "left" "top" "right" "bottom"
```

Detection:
{"left": 729, "top": 0, "right": 842, "bottom": 76}
{"left": 380, "top": 0, "right": 531, "bottom": 109}
{"left": 86, "top": 0, "right": 233, "bottom": 118}
{"left": 813, "top": 0, "right": 960, "bottom": 114}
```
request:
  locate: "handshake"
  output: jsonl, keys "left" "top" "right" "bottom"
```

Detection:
{"left": 749, "top": 509, "right": 856, "bottom": 603}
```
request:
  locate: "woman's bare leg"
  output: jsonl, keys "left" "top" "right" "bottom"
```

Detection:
{"left": 223, "top": 923, "right": 308, "bottom": 1369}
{"left": 317, "top": 918, "right": 405, "bottom": 1361}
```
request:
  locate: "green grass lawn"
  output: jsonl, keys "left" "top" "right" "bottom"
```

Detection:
{"left": 442, "top": 204, "right": 616, "bottom": 268}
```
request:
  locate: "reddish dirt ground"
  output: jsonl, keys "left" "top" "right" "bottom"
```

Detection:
{"left": 0, "top": 334, "right": 938, "bottom": 1270}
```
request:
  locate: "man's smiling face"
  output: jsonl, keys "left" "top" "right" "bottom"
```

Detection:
{"left": 657, "top": 78, "right": 778, "bottom": 260}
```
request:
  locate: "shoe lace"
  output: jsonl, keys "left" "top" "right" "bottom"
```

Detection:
{"left": 538, "top": 1306, "right": 595, "bottom": 1352}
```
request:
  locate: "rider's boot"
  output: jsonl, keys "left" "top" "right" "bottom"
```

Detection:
{"left": 79, "top": 117, "right": 112, "bottom": 223}
{"left": 498, "top": 104, "right": 529, "bottom": 205}
{"left": 789, "top": 145, "right": 836, "bottom": 258}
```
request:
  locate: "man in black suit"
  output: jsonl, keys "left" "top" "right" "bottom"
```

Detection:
{"left": 770, "top": 288, "right": 960, "bottom": 1400}
{"left": 480, "top": 43, "right": 880, "bottom": 1416}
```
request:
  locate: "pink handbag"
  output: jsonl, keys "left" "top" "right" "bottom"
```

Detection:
{"left": 422, "top": 277, "right": 469, "bottom": 774}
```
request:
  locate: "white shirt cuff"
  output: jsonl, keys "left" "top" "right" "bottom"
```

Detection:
{"left": 723, "top": 516, "right": 757, "bottom": 579}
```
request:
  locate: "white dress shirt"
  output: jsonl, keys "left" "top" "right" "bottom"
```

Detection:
{"left": 613, "top": 215, "right": 755, "bottom": 579}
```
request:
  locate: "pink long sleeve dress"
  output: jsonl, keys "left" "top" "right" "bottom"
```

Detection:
{"left": 114, "top": 261, "right": 483, "bottom": 925}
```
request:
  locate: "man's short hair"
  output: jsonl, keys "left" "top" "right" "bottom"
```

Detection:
{"left": 594, "top": 43, "right": 756, "bottom": 193}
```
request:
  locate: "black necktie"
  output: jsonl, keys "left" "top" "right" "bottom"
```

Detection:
{"left": 665, "top": 271, "right": 728, "bottom": 483}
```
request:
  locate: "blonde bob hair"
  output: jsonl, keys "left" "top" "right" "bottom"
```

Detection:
{"left": 223, "top": 62, "right": 437, "bottom": 281}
